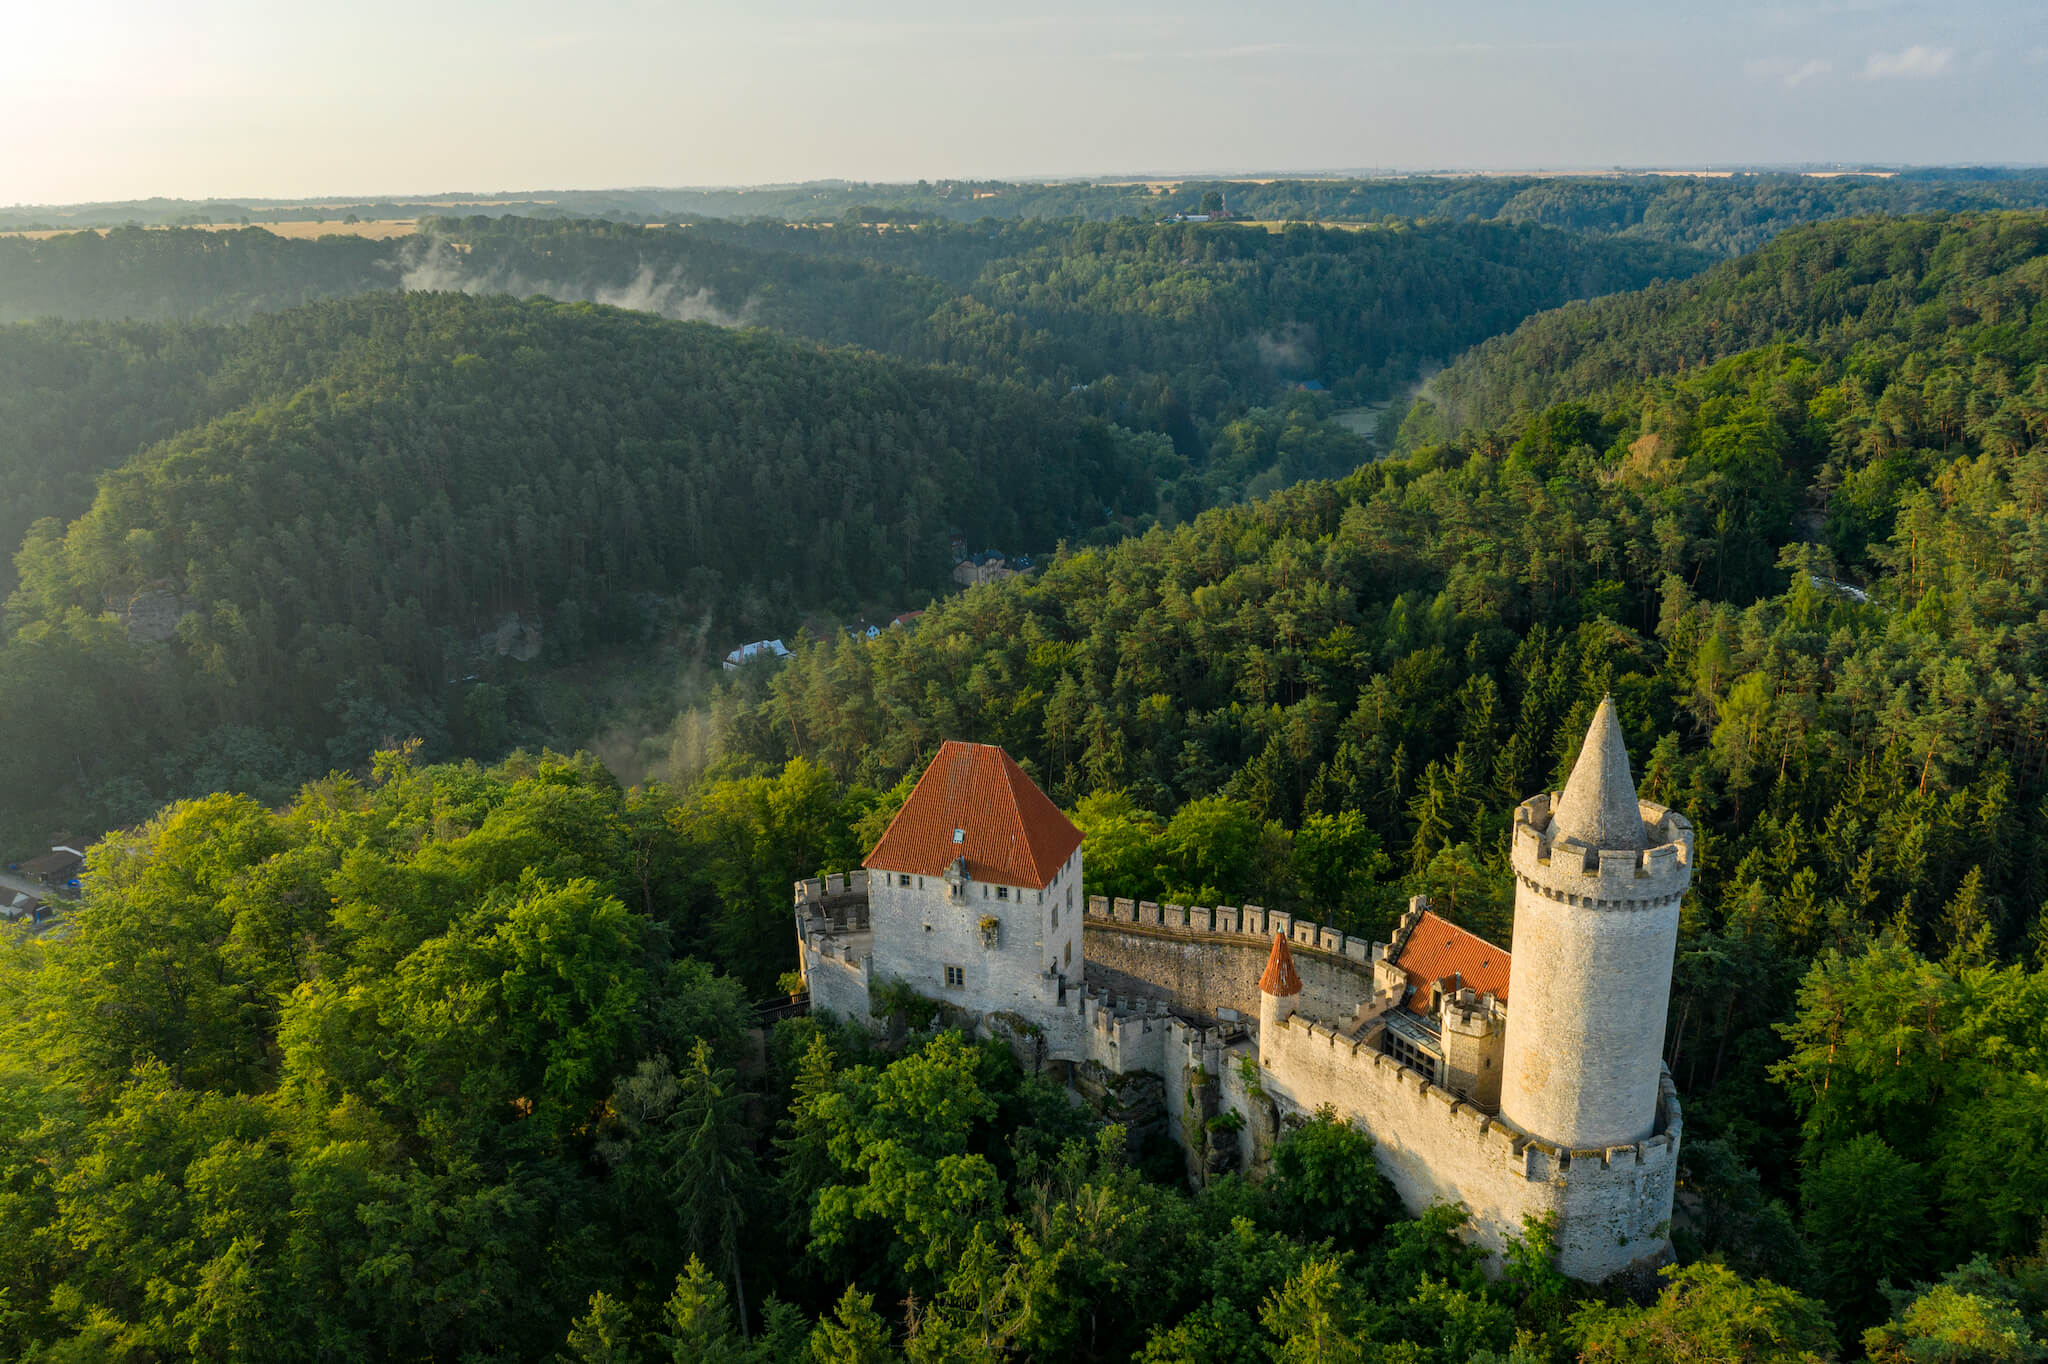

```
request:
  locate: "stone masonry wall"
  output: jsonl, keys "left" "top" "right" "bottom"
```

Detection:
{"left": 803, "top": 941, "right": 872, "bottom": 1023}
{"left": 1249, "top": 1012, "right": 1680, "bottom": 1281}
{"left": 1501, "top": 794, "right": 1689, "bottom": 1150}
{"left": 1081, "top": 896, "right": 1380, "bottom": 1025}
{"left": 868, "top": 848, "right": 1083, "bottom": 1014}
{"left": 795, "top": 873, "right": 876, "bottom": 1024}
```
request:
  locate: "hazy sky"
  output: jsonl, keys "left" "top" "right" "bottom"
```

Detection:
{"left": 5, "top": 0, "right": 2046, "bottom": 203}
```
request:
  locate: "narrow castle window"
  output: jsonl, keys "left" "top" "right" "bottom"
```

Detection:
{"left": 1051, "top": 903, "right": 1059, "bottom": 929}
{"left": 1064, "top": 940, "right": 1072, "bottom": 966}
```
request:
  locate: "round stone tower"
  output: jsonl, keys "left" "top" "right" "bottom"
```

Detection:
{"left": 1257, "top": 932, "right": 1301, "bottom": 1037}
{"left": 1499, "top": 697, "right": 1692, "bottom": 1151}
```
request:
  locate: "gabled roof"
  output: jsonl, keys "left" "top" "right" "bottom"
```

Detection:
{"left": 21, "top": 848, "right": 83, "bottom": 879}
{"left": 1550, "top": 695, "right": 1647, "bottom": 852}
{"left": 1258, "top": 933, "right": 1302, "bottom": 996}
{"left": 1394, "top": 910, "right": 1510, "bottom": 1005}
{"left": 864, "top": 741, "right": 1083, "bottom": 888}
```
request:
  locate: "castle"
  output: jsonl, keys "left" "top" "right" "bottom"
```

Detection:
{"left": 793, "top": 698, "right": 1691, "bottom": 1282}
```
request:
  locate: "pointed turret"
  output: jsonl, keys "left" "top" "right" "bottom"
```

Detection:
{"left": 1257, "top": 932, "right": 1300, "bottom": 1036}
{"left": 1259, "top": 932, "right": 1302, "bottom": 996}
{"left": 1549, "top": 696, "right": 1647, "bottom": 851}
{"left": 1503, "top": 691, "right": 1693, "bottom": 1165}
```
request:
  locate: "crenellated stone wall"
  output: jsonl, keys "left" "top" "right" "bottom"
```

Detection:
{"left": 794, "top": 872, "right": 876, "bottom": 1023}
{"left": 1241, "top": 1010, "right": 1681, "bottom": 1281}
{"left": 1081, "top": 895, "right": 1386, "bottom": 1024}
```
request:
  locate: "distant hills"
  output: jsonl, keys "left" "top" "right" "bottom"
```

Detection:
{"left": 10, "top": 168, "right": 2048, "bottom": 254}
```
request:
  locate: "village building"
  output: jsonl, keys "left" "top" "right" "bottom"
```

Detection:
{"left": 19, "top": 845, "right": 86, "bottom": 887}
{"left": 721, "top": 638, "right": 791, "bottom": 671}
{"left": 793, "top": 699, "right": 1690, "bottom": 1282}
{"left": 951, "top": 553, "right": 1020, "bottom": 589}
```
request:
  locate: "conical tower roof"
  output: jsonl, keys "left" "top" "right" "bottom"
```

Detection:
{"left": 1258, "top": 932, "right": 1302, "bottom": 996}
{"left": 1549, "top": 696, "right": 1648, "bottom": 851}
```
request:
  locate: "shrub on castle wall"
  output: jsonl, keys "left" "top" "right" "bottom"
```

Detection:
{"left": 868, "top": 978, "right": 943, "bottom": 1031}
{"left": 1239, "top": 1053, "right": 1265, "bottom": 1101}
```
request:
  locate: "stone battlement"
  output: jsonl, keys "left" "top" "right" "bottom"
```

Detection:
{"left": 1085, "top": 895, "right": 1379, "bottom": 966}
{"left": 794, "top": 873, "right": 872, "bottom": 939}
{"left": 1267, "top": 1018, "right": 1684, "bottom": 1172}
{"left": 796, "top": 871, "right": 871, "bottom": 911}
{"left": 1510, "top": 793, "right": 1692, "bottom": 907}
{"left": 794, "top": 874, "right": 875, "bottom": 1021}
{"left": 1254, "top": 1009, "right": 1682, "bottom": 1278}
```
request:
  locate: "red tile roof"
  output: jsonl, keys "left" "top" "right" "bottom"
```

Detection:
{"left": 1395, "top": 910, "right": 1510, "bottom": 1004}
{"left": 864, "top": 741, "right": 1083, "bottom": 888}
{"left": 1259, "top": 933, "right": 1302, "bottom": 996}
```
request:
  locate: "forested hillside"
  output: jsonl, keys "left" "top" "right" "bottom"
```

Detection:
{"left": 0, "top": 311, "right": 403, "bottom": 597}
{"left": 0, "top": 211, "right": 1711, "bottom": 859}
{"left": 660, "top": 211, "right": 2048, "bottom": 1342}
{"left": 434, "top": 216, "right": 1705, "bottom": 433}
{"left": 2, "top": 216, "right": 1705, "bottom": 522}
{"left": 5, "top": 216, "right": 1708, "bottom": 420}
{"left": 0, "top": 227, "right": 392, "bottom": 323}
{"left": 0, "top": 293, "right": 1157, "bottom": 847}
{"left": 1406, "top": 211, "right": 2048, "bottom": 443}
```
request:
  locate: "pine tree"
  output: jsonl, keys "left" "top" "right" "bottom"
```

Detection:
{"left": 1408, "top": 760, "right": 1456, "bottom": 875}
{"left": 672, "top": 1041, "right": 760, "bottom": 1334}
{"left": 774, "top": 1032, "right": 842, "bottom": 1244}
{"left": 660, "top": 1257, "right": 748, "bottom": 1364}
{"left": 563, "top": 1292, "right": 639, "bottom": 1364}
{"left": 809, "top": 1287, "right": 902, "bottom": 1364}
{"left": 1940, "top": 865, "right": 1996, "bottom": 969}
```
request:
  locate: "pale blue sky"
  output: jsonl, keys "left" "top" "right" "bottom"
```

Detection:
{"left": 4, "top": 0, "right": 2044, "bottom": 203}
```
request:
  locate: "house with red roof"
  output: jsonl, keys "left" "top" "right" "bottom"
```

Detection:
{"left": 1364, "top": 903, "right": 1511, "bottom": 1110}
{"left": 863, "top": 740, "right": 1086, "bottom": 1011}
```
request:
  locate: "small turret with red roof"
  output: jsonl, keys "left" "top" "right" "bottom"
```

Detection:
{"left": 1258, "top": 932, "right": 1301, "bottom": 1033}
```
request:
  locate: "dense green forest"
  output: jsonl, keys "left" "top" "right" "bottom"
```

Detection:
{"left": 0, "top": 214, "right": 1702, "bottom": 845}
{"left": 421, "top": 216, "right": 1707, "bottom": 433}
{"left": 0, "top": 228, "right": 395, "bottom": 324}
{"left": 4, "top": 752, "right": 2040, "bottom": 1362}
{"left": 1405, "top": 211, "right": 2048, "bottom": 447}
{"left": 0, "top": 293, "right": 1158, "bottom": 848}
{"left": 3, "top": 217, "right": 1705, "bottom": 426}
{"left": 6, "top": 206, "right": 2048, "bottom": 1360}
{"left": 12, "top": 169, "right": 2048, "bottom": 254}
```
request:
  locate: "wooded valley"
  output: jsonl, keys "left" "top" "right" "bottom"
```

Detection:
{"left": 1, "top": 195, "right": 2045, "bottom": 1362}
